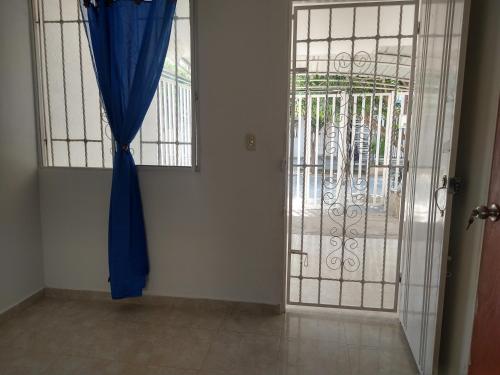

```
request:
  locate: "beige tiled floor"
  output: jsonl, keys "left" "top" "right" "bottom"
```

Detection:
{"left": 0, "top": 297, "right": 418, "bottom": 375}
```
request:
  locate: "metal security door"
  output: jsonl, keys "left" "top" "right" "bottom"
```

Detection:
{"left": 287, "top": 1, "right": 417, "bottom": 311}
{"left": 398, "top": 0, "right": 471, "bottom": 372}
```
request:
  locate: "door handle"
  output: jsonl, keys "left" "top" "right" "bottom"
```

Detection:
{"left": 466, "top": 203, "right": 500, "bottom": 230}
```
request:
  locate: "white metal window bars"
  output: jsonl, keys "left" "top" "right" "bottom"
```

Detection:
{"left": 31, "top": 0, "right": 195, "bottom": 168}
{"left": 287, "top": 1, "right": 416, "bottom": 311}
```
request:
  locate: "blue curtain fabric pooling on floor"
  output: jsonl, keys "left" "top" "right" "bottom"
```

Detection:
{"left": 80, "top": 0, "right": 176, "bottom": 299}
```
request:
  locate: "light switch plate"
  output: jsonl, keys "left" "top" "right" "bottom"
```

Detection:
{"left": 246, "top": 134, "right": 256, "bottom": 151}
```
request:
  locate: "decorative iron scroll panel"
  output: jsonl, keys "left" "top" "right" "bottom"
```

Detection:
{"left": 287, "top": 1, "right": 416, "bottom": 311}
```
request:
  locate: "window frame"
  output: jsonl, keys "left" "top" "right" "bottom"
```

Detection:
{"left": 30, "top": 0, "right": 200, "bottom": 171}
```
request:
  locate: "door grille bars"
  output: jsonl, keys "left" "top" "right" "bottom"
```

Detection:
{"left": 31, "top": 0, "right": 194, "bottom": 168}
{"left": 287, "top": 0, "right": 416, "bottom": 311}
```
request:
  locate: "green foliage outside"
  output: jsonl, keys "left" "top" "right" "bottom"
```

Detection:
{"left": 292, "top": 73, "right": 407, "bottom": 158}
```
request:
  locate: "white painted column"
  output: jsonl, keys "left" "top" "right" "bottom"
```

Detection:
{"left": 382, "top": 93, "right": 394, "bottom": 205}
{"left": 350, "top": 95, "right": 358, "bottom": 179}
{"left": 358, "top": 95, "right": 366, "bottom": 180}
{"left": 396, "top": 94, "right": 406, "bottom": 183}
{"left": 337, "top": 92, "right": 348, "bottom": 200}
{"left": 330, "top": 95, "right": 336, "bottom": 185}
{"left": 314, "top": 96, "right": 320, "bottom": 206}
{"left": 305, "top": 95, "right": 312, "bottom": 206}
{"left": 296, "top": 97, "right": 302, "bottom": 200}
{"left": 373, "top": 95, "right": 382, "bottom": 203}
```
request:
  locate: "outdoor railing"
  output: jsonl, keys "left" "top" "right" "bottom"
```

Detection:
{"left": 291, "top": 91, "right": 409, "bottom": 209}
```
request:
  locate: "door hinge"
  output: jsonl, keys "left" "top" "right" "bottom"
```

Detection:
{"left": 281, "top": 158, "right": 287, "bottom": 172}
{"left": 417, "top": 21, "right": 421, "bottom": 34}
{"left": 399, "top": 272, "right": 402, "bottom": 283}
{"left": 447, "top": 176, "right": 462, "bottom": 194}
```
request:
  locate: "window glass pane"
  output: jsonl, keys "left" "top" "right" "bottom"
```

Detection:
{"left": 164, "top": 30, "right": 177, "bottom": 76}
{"left": 87, "top": 142, "right": 103, "bottom": 168}
{"left": 401, "top": 5, "right": 415, "bottom": 35}
{"left": 42, "top": 0, "right": 60, "bottom": 21}
{"left": 296, "top": 9, "right": 309, "bottom": 40}
{"left": 310, "top": 9, "right": 330, "bottom": 40}
{"left": 175, "top": 0, "right": 190, "bottom": 18}
{"left": 176, "top": 19, "right": 192, "bottom": 79}
{"left": 61, "top": 0, "right": 78, "bottom": 20}
{"left": 69, "top": 141, "right": 86, "bottom": 167}
{"left": 52, "top": 141, "right": 69, "bottom": 167}
{"left": 331, "top": 8, "right": 353, "bottom": 38}
{"left": 355, "top": 6, "right": 377, "bottom": 37}
{"left": 379, "top": 6, "right": 401, "bottom": 36}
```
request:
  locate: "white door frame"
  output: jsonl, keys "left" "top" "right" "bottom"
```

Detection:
{"left": 284, "top": 0, "right": 419, "bottom": 311}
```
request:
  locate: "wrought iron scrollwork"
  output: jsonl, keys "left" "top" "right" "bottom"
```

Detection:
{"left": 322, "top": 50, "right": 373, "bottom": 274}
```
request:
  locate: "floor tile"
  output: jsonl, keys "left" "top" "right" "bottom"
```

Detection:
{"left": 221, "top": 310, "right": 285, "bottom": 337}
{"left": 348, "top": 346, "right": 418, "bottom": 375}
{"left": 0, "top": 345, "right": 56, "bottom": 375}
{"left": 344, "top": 321, "right": 405, "bottom": 349}
{"left": 41, "top": 356, "right": 200, "bottom": 375}
{"left": 280, "top": 337, "right": 352, "bottom": 375}
{"left": 285, "top": 313, "right": 346, "bottom": 343}
{"left": 145, "top": 327, "right": 213, "bottom": 370}
{"left": 0, "top": 297, "right": 420, "bottom": 375}
{"left": 203, "top": 331, "right": 281, "bottom": 373}
{"left": 165, "top": 305, "right": 229, "bottom": 330}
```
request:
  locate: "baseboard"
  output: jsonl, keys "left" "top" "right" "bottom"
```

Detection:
{"left": 44, "top": 288, "right": 282, "bottom": 314}
{"left": 0, "top": 289, "right": 45, "bottom": 324}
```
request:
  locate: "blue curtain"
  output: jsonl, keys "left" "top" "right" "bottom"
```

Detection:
{"left": 80, "top": 0, "right": 176, "bottom": 299}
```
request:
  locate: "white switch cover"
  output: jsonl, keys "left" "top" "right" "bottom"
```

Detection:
{"left": 246, "top": 134, "right": 256, "bottom": 151}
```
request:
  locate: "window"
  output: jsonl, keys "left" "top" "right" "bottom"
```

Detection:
{"left": 31, "top": 0, "right": 197, "bottom": 168}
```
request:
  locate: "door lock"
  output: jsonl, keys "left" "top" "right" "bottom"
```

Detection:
{"left": 466, "top": 204, "right": 500, "bottom": 230}
{"left": 434, "top": 175, "right": 461, "bottom": 217}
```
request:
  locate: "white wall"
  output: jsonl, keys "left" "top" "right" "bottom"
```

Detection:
{"left": 40, "top": 0, "right": 290, "bottom": 305}
{"left": 0, "top": 0, "right": 44, "bottom": 313}
{"left": 439, "top": 0, "right": 500, "bottom": 373}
